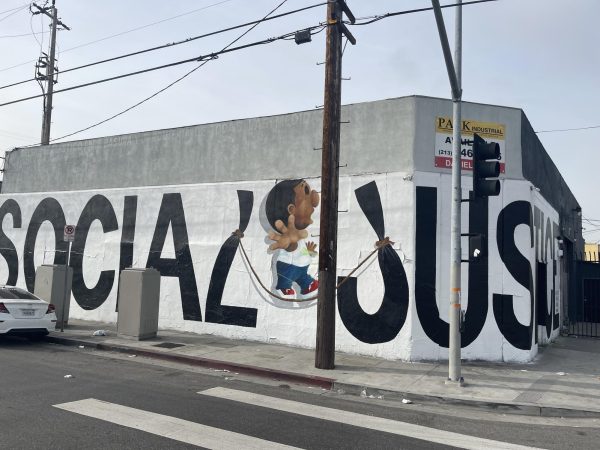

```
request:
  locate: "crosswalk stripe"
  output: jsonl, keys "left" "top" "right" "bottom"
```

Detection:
{"left": 199, "top": 387, "right": 544, "bottom": 450}
{"left": 53, "top": 398, "right": 301, "bottom": 450}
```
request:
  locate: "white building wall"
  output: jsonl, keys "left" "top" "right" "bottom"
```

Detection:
{"left": 0, "top": 169, "right": 561, "bottom": 362}
{"left": 0, "top": 96, "right": 572, "bottom": 362}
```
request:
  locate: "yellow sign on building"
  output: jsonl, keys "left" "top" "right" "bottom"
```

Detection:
{"left": 434, "top": 117, "right": 506, "bottom": 172}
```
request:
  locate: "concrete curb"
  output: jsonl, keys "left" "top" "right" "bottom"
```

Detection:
{"left": 333, "top": 382, "right": 600, "bottom": 418}
{"left": 45, "top": 335, "right": 334, "bottom": 390}
{"left": 45, "top": 335, "right": 600, "bottom": 419}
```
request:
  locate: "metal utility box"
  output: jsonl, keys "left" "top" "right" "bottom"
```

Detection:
{"left": 34, "top": 264, "right": 73, "bottom": 328}
{"left": 117, "top": 268, "right": 161, "bottom": 340}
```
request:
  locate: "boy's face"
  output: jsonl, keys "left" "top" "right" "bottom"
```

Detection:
{"left": 288, "top": 180, "right": 319, "bottom": 229}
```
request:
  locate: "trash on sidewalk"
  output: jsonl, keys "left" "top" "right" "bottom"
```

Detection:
{"left": 93, "top": 330, "right": 110, "bottom": 336}
{"left": 556, "top": 372, "right": 567, "bottom": 376}
{"left": 128, "top": 355, "right": 136, "bottom": 358}
{"left": 64, "top": 374, "right": 74, "bottom": 379}
{"left": 402, "top": 398, "right": 413, "bottom": 404}
{"left": 360, "top": 389, "right": 378, "bottom": 399}
{"left": 78, "top": 345, "right": 84, "bottom": 349}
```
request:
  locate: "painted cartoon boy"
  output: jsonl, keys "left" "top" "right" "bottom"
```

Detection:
{"left": 266, "top": 179, "right": 320, "bottom": 298}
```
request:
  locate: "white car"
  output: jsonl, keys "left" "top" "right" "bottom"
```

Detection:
{"left": 0, "top": 286, "right": 57, "bottom": 338}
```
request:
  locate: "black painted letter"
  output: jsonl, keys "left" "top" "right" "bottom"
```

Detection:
{"left": 205, "top": 191, "right": 257, "bottom": 327}
{"left": 0, "top": 199, "right": 21, "bottom": 285}
{"left": 146, "top": 193, "right": 202, "bottom": 321}
{"left": 71, "top": 195, "right": 118, "bottom": 310}
{"left": 415, "top": 187, "right": 488, "bottom": 347}
{"left": 337, "top": 181, "right": 409, "bottom": 344}
{"left": 493, "top": 201, "right": 534, "bottom": 350}
{"left": 23, "top": 198, "right": 67, "bottom": 292}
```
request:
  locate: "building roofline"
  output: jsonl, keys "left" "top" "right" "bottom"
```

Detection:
{"left": 9, "top": 95, "right": 524, "bottom": 151}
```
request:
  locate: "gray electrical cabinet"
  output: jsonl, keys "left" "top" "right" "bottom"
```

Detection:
{"left": 117, "top": 268, "right": 161, "bottom": 340}
{"left": 34, "top": 264, "right": 73, "bottom": 328}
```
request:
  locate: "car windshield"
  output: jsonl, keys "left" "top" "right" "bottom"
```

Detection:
{"left": 0, "top": 287, "right": 40, "bottom": 300}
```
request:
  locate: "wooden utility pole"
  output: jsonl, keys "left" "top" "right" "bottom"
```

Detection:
{"left": 32, "top": 1, "right": 70, "bottom": 145}
{"left": 315, "top": 0, "right": 355, "bottom": 370}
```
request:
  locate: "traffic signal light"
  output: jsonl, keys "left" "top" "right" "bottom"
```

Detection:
{"left": 469, "top": 233, "right": 485, "bottom": 260}
{"left": 473, "top": 133, "right": 501, "bottom": 198}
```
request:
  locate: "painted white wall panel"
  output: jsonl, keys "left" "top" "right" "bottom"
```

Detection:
{"left": 0, "top": 170, "right": 560, "bottom": 362}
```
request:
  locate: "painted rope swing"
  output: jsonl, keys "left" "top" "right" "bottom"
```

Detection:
{"left": 232, "top": 228, "right": 394, "bottom": 302}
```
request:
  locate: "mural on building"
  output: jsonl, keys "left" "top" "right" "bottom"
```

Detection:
{"left": 0, "top": 174, "right": 563, "bottom": 362}
{"left": 265, "top": 179, "right": 320, "bottom": 301}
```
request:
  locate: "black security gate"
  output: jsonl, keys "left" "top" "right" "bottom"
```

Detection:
{"left": 570, "top": 261, "right": 600, "bottom": 337}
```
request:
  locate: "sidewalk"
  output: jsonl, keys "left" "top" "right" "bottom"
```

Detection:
{"left": 45, "top": 320, "right": 600, "bottom": 418}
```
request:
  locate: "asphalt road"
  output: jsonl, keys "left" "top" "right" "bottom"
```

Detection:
{"left": 0, "top": 336, "right": 598, "bottom": 449}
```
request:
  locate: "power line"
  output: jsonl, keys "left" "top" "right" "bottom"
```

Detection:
{"left": 0, "top": 0, "right": 237, "bottom": 73}
{"left": 0, "top": 3, "right": 28, "bottom": 23}
{"left": 0, "top": 3, "right": 31, "bottom": 15}
{"left": 57, "top": 0, "right": 236, "bottom": 53}
{"left": 10, "top": 0, "right": 296, "bottom": 147}
{"left": 0, "top": 23, "right": 325, "bottom": 109}
{"left": 0, "top": 30, "right": 49, "bottom": 38}
{"left": 535, "top": 125, "right": 600, "bottom": 134}
{"left": 0, "top": 2, "right": 327, "bottom": 91}
{"left": 0, "top": 0, "right": 493, "bottom": 91}
{"left": 338, "top": 0, "right": 599, "bottom": 138}
{"left": 348, "top": 0, "right": 499, "bottom": 26}
{"left": 3, "top": 0, "right": 504, "bottom": 146}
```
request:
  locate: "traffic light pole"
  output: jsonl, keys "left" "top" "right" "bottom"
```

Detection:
{"left": 449, "top": 1, "right": 463, "bottom": 384}
{"left": 431, "top": 0, "right": 464, "bottom": 384}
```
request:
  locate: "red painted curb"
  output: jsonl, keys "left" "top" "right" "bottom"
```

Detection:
{"left": 45, "top": 335, "right": 335, "bottom": 390}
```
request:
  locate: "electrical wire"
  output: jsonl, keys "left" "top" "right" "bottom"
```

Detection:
{"left": 0, "top": 30, "right": 49, "bottom": 38}
{"left": 30, "top": 3, "right": 47, "bottom": 100}
{"left": 30, "top": 5, "right": 44, "bottom": 53}
{"left": 2, "top": 0, "right": 504, "bottom": 146}
{"left": 0, "top": 0, "right": 235, "bottom": 72}
{"left": 0, "top": 3, "right": 28, "bottom": 23}
{"left": 348, "top": 0, "right": 499, "bottom": 26}
{"left": 0, "top": 2, "right": 327, "bottom": 91}
{"left": 0, "top": 23, "right": 325, "bottom": 109}
{"left": 535, "top": 125, "right": 600, "bottom": 134}
{"left": 56, "top": 0, "right": 239, "bottom": 59}
{"left": 0, "top": 0, "right": 490, "bottom": 90}
{"left": 0, "top": 3, "right": 31, "bottom": 15}
{"left": 10, "top": 0, "right": 297, "bottom": 146}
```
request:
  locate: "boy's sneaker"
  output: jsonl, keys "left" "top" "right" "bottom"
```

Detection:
{"left": 301, "top": 280, "right": 319, "bottom": 295}
{"left": 278, "top": 288, "right": 296, "bottom": 299}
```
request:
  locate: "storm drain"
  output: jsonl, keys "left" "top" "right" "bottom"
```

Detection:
{"left": 153, "top": 342, "right": 186, "bottom": 349}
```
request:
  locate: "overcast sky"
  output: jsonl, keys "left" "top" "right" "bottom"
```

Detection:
{"left": 1, "top": 0, "right": 598, "bottom": 243}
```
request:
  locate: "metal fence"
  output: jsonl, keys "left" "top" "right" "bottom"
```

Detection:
{"left": 570, "top": 260, "right": 600, "bottom": 337}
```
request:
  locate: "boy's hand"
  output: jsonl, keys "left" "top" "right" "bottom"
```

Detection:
{"left": 268, "top": 214, "right": 308, "bottom": 250}
{"left": 306, "top": 241, "right": 317, "bottom": 253}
